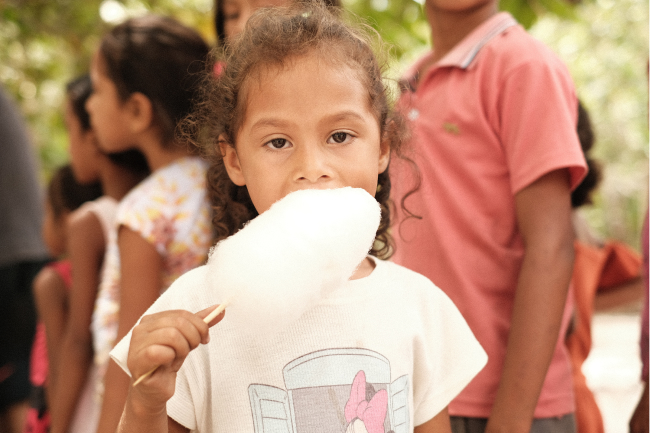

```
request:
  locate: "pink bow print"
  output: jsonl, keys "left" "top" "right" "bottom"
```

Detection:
{"left": 344, "top": 371, "right": 387, "bottom": 433}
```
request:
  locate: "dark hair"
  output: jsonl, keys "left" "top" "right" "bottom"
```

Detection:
{"left": 48, "top": 165, "right": 103, "bottom": 219}
{"left": 213, "top": 0, "right": 342, "bottom": 47}
{"left": 99, "top": 15, "right": 210, "bottom": 147}
{"left": 66, "top": 74, "right": 151, "bottom": 176}
{"left": 184, "top": 4, "right": 409, "bottom": 259}
{"left": 572, "top": 100, "right": 602, "bottom": 208}
{"left": 105, "top": 148, "right": 151, "bottom": 177}
{"left": 66, "top": 75, "right": 93, "bottom": 131}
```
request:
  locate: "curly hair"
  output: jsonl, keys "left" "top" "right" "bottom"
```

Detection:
{"left": 213, "top": 0, "right": 342, "bottom": 47}
{"left": 182, "top": 3, "right": 412, "bottom": 259}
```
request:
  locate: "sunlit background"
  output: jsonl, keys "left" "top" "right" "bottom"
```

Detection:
{"left": 1, "top": 0, "right": 647, "bottom": 247}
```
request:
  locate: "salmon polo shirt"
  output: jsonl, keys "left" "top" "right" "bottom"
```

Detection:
{"left": 390, "top": 12, "right": 587, "bottom": 418}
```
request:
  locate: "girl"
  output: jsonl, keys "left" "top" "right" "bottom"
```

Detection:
{"left": 26, "top": 165, "right": 102, "bottom": 433}
{"left": 213, "top": 0, "right": 340, "bottom": 46}
{"left": 111, "top": 5, "right": 486, "bottom": 433}
{"left": 85, "top": 15, "right": 214, "bottom": 433}
{"left": 48, "top": 75, "right": 149, "bottom": 433}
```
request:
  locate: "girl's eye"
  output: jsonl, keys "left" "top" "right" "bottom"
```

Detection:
{"left": 329, "top": 132, "right": 351, "bottom": 144}
{"left": 266, "top": 138, "right": 291, "bottom": 149}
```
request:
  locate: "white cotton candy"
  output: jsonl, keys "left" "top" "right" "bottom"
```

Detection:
{"left": 205, "top": 187, "right": 380, "bottom": 337}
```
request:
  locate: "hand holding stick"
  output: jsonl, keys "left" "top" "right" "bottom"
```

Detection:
{"left": 132, "top": 300, "right": 230, "bottom": 387}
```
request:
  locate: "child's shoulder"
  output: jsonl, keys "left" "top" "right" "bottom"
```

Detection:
{"left": 117, "top": 156, "right": 208, "bottom": 216}
{"left": 483, "top": 24, "right": 568, "bottom": 73}
{"left": 34, "top": 260, "right": 72, "bottom": 291}
{"left": 374, "top": 258, "right": 434, "bottom": 286}
{"left": 371, "top": 258, "right": 451, "bottom": 304}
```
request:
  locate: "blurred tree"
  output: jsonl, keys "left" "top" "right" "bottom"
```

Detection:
{"left": 0, "top": 0, "right": 646, "bottom": 245}
{"left": 530, "top": 0, "right": 649, "bottom": 248}
{"left": 0, "top": 0, "right": 214, "bottom": 181}
{"left": 0, "top": 0, "right": 580, "bottom": 181}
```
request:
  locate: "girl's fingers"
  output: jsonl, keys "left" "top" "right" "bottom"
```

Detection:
{"left": 129, "top": 311, "right": 209, "bottom": 376}
{"left": 128, "top": 306, "right": 225, "bottom": 381}
{"left": 196, "top": 304, "right": 226, "bottom": 327}
{"left": 140, "top": 309, "right": 210, "bottom": 342}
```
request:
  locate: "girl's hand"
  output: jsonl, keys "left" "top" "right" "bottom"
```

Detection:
{"left": 126, "top": 305, "right": 224, "bottom": 412}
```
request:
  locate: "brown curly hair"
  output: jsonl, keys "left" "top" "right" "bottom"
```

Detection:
{"left": 181, "top": 3, "right": 412, "bottom": 259}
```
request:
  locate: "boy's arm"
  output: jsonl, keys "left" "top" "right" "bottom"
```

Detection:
{"left": 487, "top": 168, "right": 574, "bottom": 433}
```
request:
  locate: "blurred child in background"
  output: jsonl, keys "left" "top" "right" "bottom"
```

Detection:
{"left": 0, "top": 85, "right": 50, "bottom": 433}
{"left": 389, "top": 1, "right": 587, "bottom": 431}
{"left": 24, "top": 165, "right": 102, "bottom": 433}
{"left": 48, "top": 75, "right": 149, "bottom": 433}
{"left": 212, "top": 0, "right": 340, "bottom": 46}
{"left": 84, "top": 16, "right": 213, "bottom": 433}
{"left": 567, "top": 101, "right": 645, "bottom": 433}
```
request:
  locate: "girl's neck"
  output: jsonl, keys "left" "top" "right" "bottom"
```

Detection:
{"left": 140, "top": 137, "right": 194, "bottom": 172}
{"left": 350, "top": 257, "right": 375, "bottom": 280}
{"left": 98, "top": 162, "right": 147, "bottom": 201}
{"left": 427, "top": 3, "right": 498, "bottom": 64}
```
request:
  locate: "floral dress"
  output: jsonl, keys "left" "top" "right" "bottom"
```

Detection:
{"left": 91, "top": 156, "right": 212, "bottom": 399}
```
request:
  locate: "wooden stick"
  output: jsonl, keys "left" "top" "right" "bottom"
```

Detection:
{"left": 132, "top": 301, "right": 230, "bottom": 387}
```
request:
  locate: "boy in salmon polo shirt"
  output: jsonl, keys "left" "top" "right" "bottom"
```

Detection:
{"left": 390, "top": 1, "right": 588, "bottom": 432}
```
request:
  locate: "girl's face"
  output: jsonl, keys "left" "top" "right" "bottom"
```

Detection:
{"left": 86, "top": 52, "right": 133, "bottom": 154}
{"left": 66, "top": 99, "right": 102, "bottom": 184}
{"left": 42, "top": 201, "right": 67, "bottom": 258}
{"left": 222, "top": 53, "right": 390, "bottom": 215}
{"left": 222, "top": 0, "right": 291, "bottom": 39}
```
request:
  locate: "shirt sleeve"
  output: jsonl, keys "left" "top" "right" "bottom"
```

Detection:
{"left": 116, "top": 178, "right": 175, "bottom": 257}
{"left": 412, "top": 284, "right": 488, "bottom": 426}
{"left": 497, "top": 54, "right": 587, "bottom": 194}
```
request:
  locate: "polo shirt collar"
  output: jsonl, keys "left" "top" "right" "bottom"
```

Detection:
{"left": 404, "top": 11, "right": 518, "bottom": 87}
{"left": 437, "top": 12, "right": 518, "bottom": 69}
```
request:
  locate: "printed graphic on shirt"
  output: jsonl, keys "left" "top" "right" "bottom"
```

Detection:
{"left": 248, "top": 348, "right": 410, "bottom": 433}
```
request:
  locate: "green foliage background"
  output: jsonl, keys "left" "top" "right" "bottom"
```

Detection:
{"left": 0, "top": 0, "right": 647, "bottom": 247}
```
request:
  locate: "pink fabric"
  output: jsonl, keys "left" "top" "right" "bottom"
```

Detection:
{"left": 391, "top": 12, "right": 587, "bottom": 418}
{"left": 344, "top": 371, "right": 388, "bottom": 433}
{"left": 29, "top": 323, "right": 48, "bottom": 387}
{"left": 641, "top": 211, "right": 648, "bottom": 382}
{"left": 23, "top": 411, "right": 50, "bottom": 433}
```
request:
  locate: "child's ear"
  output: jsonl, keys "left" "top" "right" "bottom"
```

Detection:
{"left": 125, "top": 92, "right": 154, "bottom": 134}
{"left": 219, "top": 138, "right": 246, "bottom": 186}
{"left": 378, "top": 124, "right": 392, "bottom": 174}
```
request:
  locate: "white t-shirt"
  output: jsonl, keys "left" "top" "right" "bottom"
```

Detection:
{"left": 111, "top": 258, "right": 487, "bottom": 432}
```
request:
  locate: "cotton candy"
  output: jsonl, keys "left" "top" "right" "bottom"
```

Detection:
{"left": 205, "top": 187, "right": 380, "bottom": 337}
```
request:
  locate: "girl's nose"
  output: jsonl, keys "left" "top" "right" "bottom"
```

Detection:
{"left": 294, "top": 144, "right": 331, "bottom": 184}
